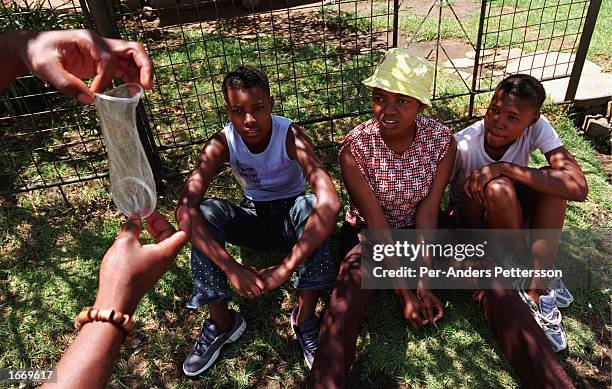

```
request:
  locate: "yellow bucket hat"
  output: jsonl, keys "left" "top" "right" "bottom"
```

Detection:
{"left": 363, "top": 48, "right": 434, "bottom": 107}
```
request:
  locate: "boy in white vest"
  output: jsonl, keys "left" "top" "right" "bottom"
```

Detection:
{"left": 449, "top": 74, "right": 588, "bottom": 352}
{"left": 177, "top": 66, "right": 341, "bottom": 376}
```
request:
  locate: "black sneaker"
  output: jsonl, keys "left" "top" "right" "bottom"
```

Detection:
{"left": 290, "top": 307, "right": 321, "bottom": 369}
{"left": 183, "top": 309, "right": 246, "bottom": 376}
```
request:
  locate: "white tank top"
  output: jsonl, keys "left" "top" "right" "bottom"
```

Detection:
{"left": 224, "top": 115, "right": 305, "bottom": 201}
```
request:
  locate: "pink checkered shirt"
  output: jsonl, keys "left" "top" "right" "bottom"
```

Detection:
{"left": 341, "top": 116, "right": 452, "bottom": 228}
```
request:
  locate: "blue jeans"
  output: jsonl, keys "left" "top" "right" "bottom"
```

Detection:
{"left": 187, "top": 193, "right": 336, "bottom": 307}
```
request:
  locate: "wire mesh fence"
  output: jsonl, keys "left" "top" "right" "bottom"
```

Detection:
{"left": 475, "top": 0, "right": 592, "bottom": 90}
{"left": 0, "top": 0, "right": 602, "bottom": 197}
{"left": 0, "top": 0, "right": 103, "bottom": 197}
{"left": 114, "top": 0, "right": 395, "bottom": 178}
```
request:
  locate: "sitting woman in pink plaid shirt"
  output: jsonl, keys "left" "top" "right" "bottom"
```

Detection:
{"left": 308, "top": 49, "right": 456, "bottom": 388}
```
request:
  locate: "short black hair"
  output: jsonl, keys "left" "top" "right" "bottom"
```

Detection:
{"left": 222, "top": 66, "right": 270, "bottom": 100}
{"left": 494, "top": 74, "right": 546, "bottom": 112}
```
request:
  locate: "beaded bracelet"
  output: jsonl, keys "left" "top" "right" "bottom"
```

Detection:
{"left": 74, "top": 307, "right": 136, "bottom": 343}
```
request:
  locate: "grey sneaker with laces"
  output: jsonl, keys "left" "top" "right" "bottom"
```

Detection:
{"left": 290, "top": 307, "right": 321, "bottom": 369}
{"left": 514, "top": 279, "right": 568, "bottom": 352}
{"left": 183, "top": 309, "right": 246, "bottom": 376}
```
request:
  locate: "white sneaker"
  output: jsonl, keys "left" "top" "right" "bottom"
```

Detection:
{"left": 536, "top": 304, "right": 568, "bottom": 352}
{"left": 515, "top": 280, "right": 568, "bottom": 352}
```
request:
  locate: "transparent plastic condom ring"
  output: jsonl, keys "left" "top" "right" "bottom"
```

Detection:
{"left": 94, "top": 83, "right": 156, "bottom": 218}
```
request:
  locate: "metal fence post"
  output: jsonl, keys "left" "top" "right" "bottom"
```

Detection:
{"left": 78, "top": 0, "right": 95, "bottom": 29}
{"left": 84, "top": 0, "right": 120, "bottom": 38}
{"left": 84, "top": 0, "right": 163, "bottom": 186}
{"left": 392, "top": 0, "right": 399, "bottom": 47}
{"left": 468, "top": 0, "right": 488, "bottom": 119}
{"left": 564, "top": 0, "right": 602, "bottom": 102}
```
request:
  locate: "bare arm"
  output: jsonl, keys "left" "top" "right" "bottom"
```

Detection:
{"left": 46, "top": 319, "right": 124, "bottom": 389}
{"left": 464, "top": 146, "right": 588, "bottom": 204}
{"left": 176, "top": 132, "right": 265, "bottom": 298}
{"left": 415, "top": 137, "right": 457, "bottom": 230}
{"left": 339, "top": 142, "right": 425, "bottom": 328}
{"left": 43, "top": 211, "right": 188, "bottom": 389}
{"left": 258, "top": 125, "right": 341, "bottom": 291}
{"left": 503, "top": 146, "right": 587, "bottom": 200}
{"left": 286, "top": 125, "right": 341, "bottom": 265}
{"left": 339, "top": 144, "right": 388, "bottom": 229}
{"left": 177, "top": 131, "right": 229, "bottom": 258}
{"left": 414, "top": 137, "right": 456, "bottom": 324}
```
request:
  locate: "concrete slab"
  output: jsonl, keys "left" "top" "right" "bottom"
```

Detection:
{"left": 457, "top": 70, "right": 473, "bottom": 81}
{"left": 441, "top": 57, "right": 474, "bottom": 69}
{"left": 466, "top": 48, "right": 523, "bottom": 62}
{"left": 505, "top": 52, "right": 602, "bottom": 79}
{"left": 542, "top": 72, "right": 612, "bottom": 103}
{"left": 441, "top": 49, "right": 612, "bottom": 104}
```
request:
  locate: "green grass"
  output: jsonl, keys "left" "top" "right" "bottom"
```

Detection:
{"left": 504, "top": 0, "right": 611, "bottom": 71}
{"left": 3, "top": 0, "right": 609, "bottom": 191}
{"left": 486, "top": 0, "right": 611, "bottom": 71}
{"left": 0, "top": 92, "right": 104, "bottom": 193}
{"left": 536, "top": 105, "right": 612, "bottom": 228}
{"left": 361, "top": 0, "right": 610, "bottom": 71}
{"left": 1, "top": 3, "right": 611, "bottom": 388}
{"left": 1, "top": 101, "right": 611, "bottom": 388}
{"left": 373, "top": 6, "right": 478, "bottom": 43}
{"left": 123, "top": 27, "right": 379, "bottom": 175}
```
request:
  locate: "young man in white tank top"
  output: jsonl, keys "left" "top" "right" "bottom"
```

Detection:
{"left": 176, "top": 66, "right": 341, "bottom": 376}
{"left": 449, "top": 74, "right": 588, "bottom": 356}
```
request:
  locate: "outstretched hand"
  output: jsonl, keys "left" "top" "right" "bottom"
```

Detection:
{"left": 14, "top": 29, "right": 153, "bottom": 104}
{"left": 94, "top": 208, "right": 190, "bottom": 315}
{"left": 40, "top": 210, "right": 188, "bottom": 389}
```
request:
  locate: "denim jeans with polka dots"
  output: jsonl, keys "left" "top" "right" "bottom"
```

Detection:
{"left": 186, "top": 193, "right": 336, "bottom": 308}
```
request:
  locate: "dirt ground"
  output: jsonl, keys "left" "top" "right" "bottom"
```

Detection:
{"left": 339, "top": 0, "right": 480, "bottom": 18}
{"left": 12, "top": 0, "right": 74, "bottom": 9}
{"left": 11, "top": 0, "right": 611, "bottom": 385}
{"left": 596, "top": 153, "right": 612, "bottom": 184}
{"left": 27, "top": 0, "right": 479, "bottom": 64}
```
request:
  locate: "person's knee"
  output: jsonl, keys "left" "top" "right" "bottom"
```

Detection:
{"left": 476, "top": 288, "right": 515, "bottom": 304}
{"left": 484, "top": 177, "right": 517, "bottom": 209}
{"left": 199, "top": 198, "right": 233, "bottom": 227}
{"left": 290, "top": 193, "right": 316, "bottom": 226}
